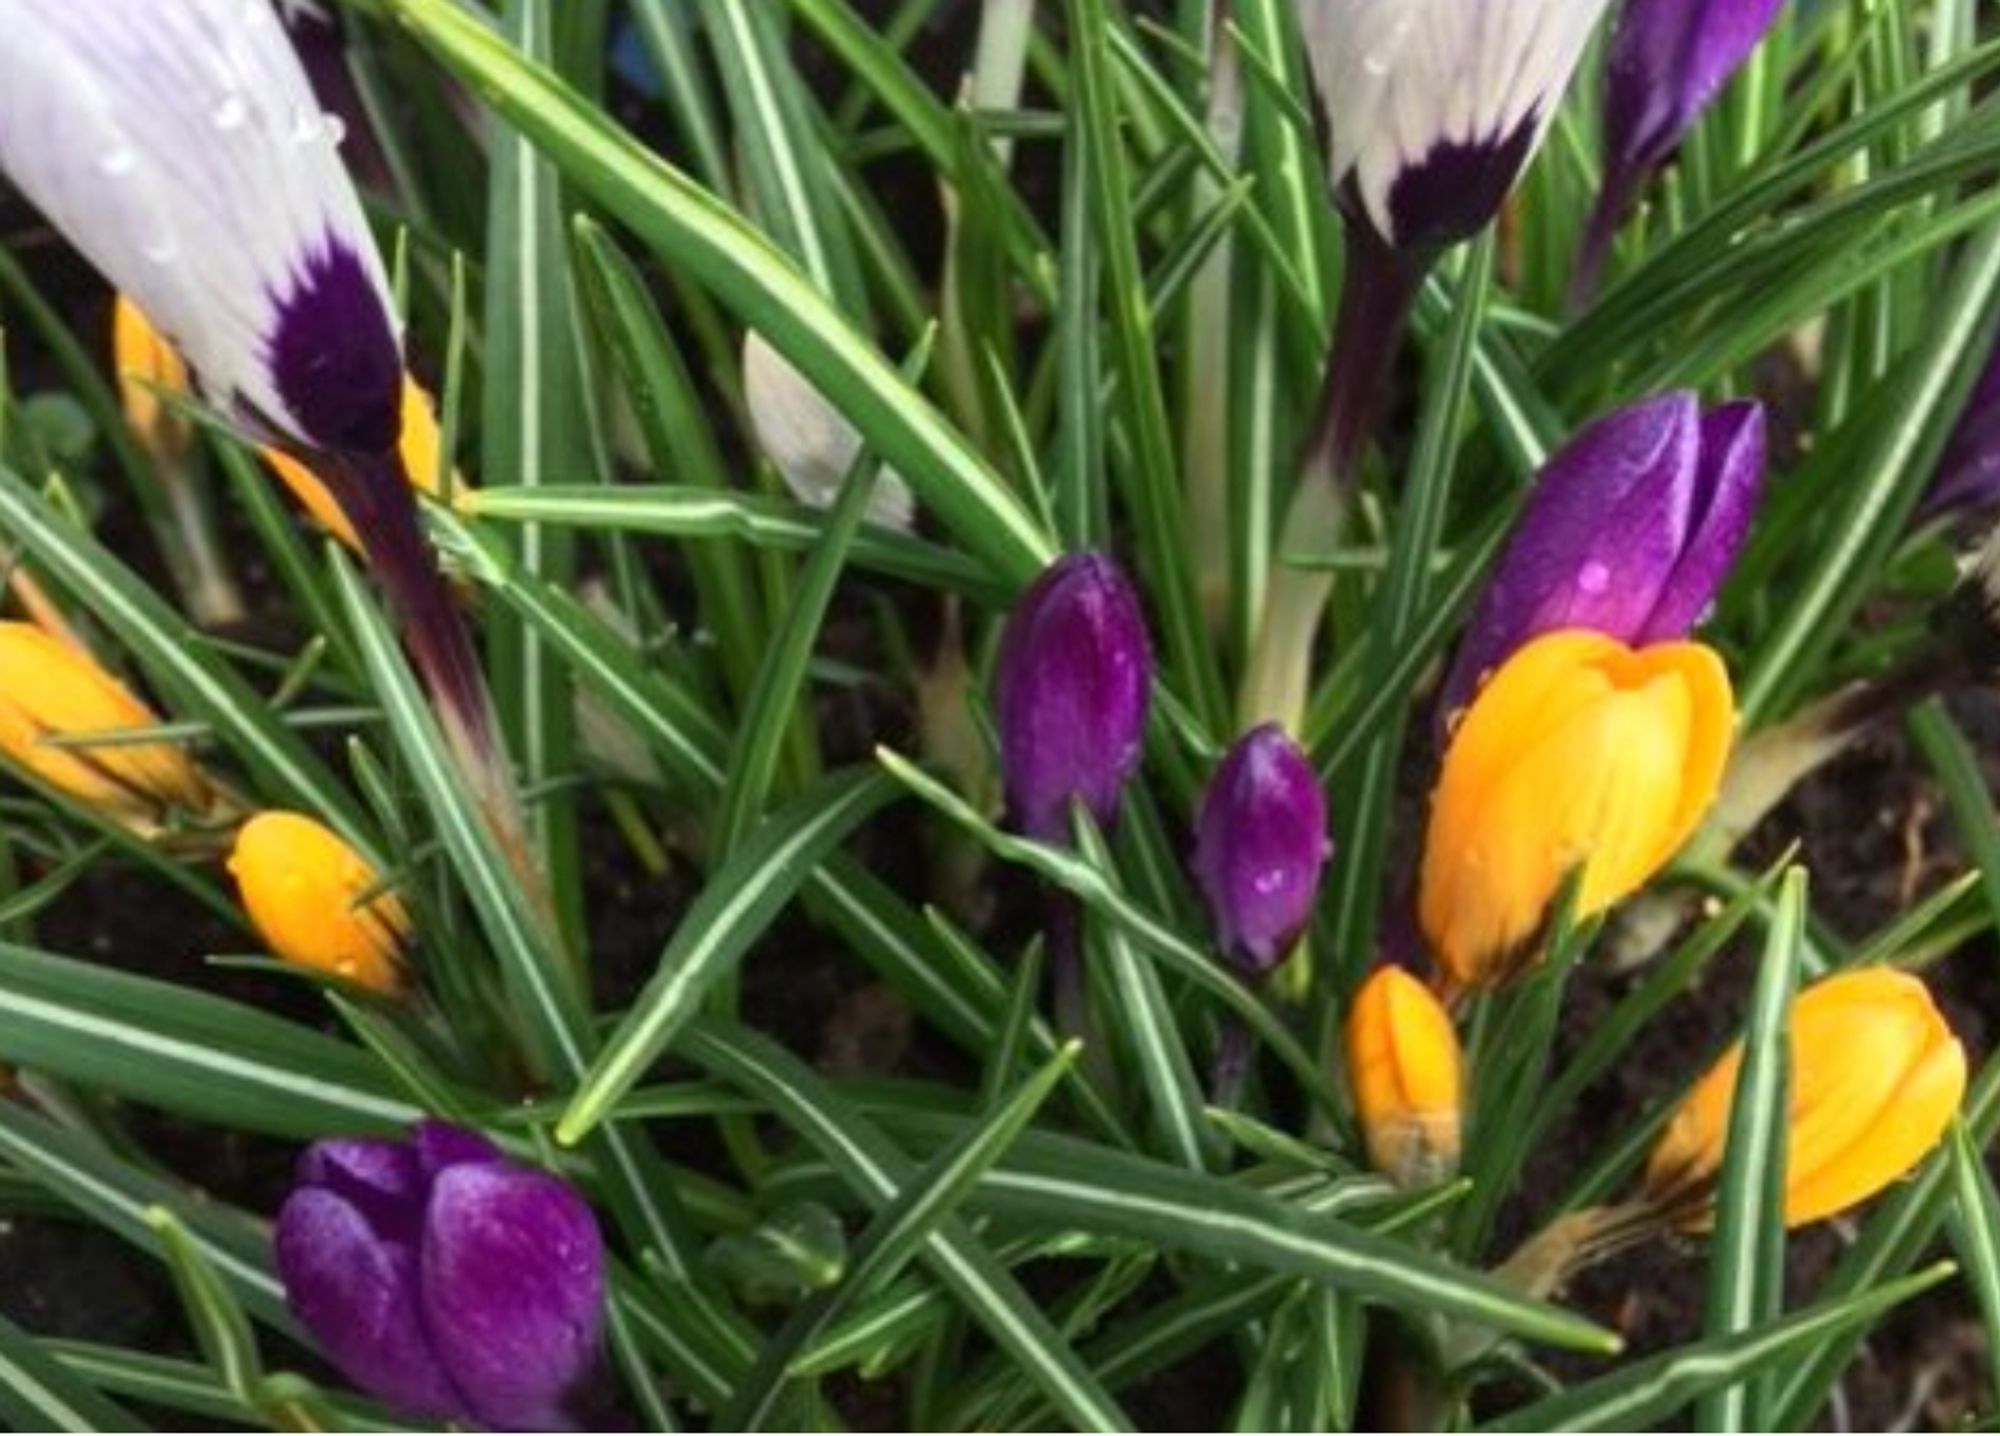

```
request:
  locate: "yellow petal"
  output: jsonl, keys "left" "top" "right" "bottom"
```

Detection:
{"left": 260, "top": 378, "right": 465, "bottom": 551}
{"left": 1346, "top": 966, "right": 1464, "bottom": 1186}
{"left": 111, "top": 296, "right": 191, "bottom": 462}
{"left": 228, "top": 811, "right": 409, "bottom": 995}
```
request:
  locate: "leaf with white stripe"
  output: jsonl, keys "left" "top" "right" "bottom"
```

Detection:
{"left": 0, "top": 1314, "right": 147, "bottom": 1433}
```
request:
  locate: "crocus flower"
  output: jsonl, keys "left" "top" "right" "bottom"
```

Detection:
{"left": 228, "top": 811, "right": 409, "bottom": 994}
{"left": 276, "top": 1121, "right": 605, "bottom": 1430}
{"left": 1419, "top": 629, "right": 1734, "bottom": 990}
{"left": 994, "top": 553, "right": 1152, "bottom": 842}
{"left": 0, "top": 0, "right": 500, "bottom": 822}
{"left": 1922, "top": 344, "right": 2000, "bottom": 518}
{"left": 112, "top": 293, "right": 192, "bottom": 466}
{"left": 0, "top": 621, "right": 215, "bottom": 830}
{"left": 1578, "top": 0, "right": 1787, "bottom": 298}
{"left": 1296, "top": 0, "right": 1612, "bottom": 256}
{"left": 1345, "top": 965, "right": 1464, "bottom": 1187}
{"left": 1644, "top": 968, "right": 1965, "bottom": 1228}
{"left": 1440, "top": 394, "right": 1765, "bottom": 726}
{"left": 1191, "top": 725, "right": 1330, "bottom": 974}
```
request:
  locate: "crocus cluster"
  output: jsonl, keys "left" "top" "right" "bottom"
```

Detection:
{"left": 276, "top": 1121, "right": 606, "bottom": 1430}
{"left": 1645, "top": 967, "right": 1965, "bottom": 1228}
{"left": 229, "top": 812, "right": 409, "bottom": 995}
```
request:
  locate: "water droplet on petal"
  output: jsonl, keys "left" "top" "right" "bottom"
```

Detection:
{"left": 213, "top": 95, "right": 247, "bottom": 130}
{"left": 98, "top": 147, "right": 136, "bottom": 176}
{"left": 1577, "top": 560, "right": 1611, "bottom": 595}
{"left": 321, "top": 113, "right": 347, "bottom": 147}
{"left": 1251, "top": 868, "right": 1287, "bottom": 897}
{"left": 143, "top": 237, "right": 179, "bottom": 265}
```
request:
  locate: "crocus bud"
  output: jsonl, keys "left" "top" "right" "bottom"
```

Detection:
{"left": 994, "top": 552, "right": 1152, "bottom": 842}
{"left": 1441, "top": 394, "right": 1764, "bottom": 727}
{"left": 262, "top": 377, "right": 467, "bottom": 552}
{"left": 1922, "top": 345, "right": 2000, "bottom": 519}
{"left": 744, "top": 332, "right": 915, "bottom": 532}
{"left": 0, "top": 622, "right": 213, "bottom": 827}
{"left": 1644, "top": 968, "right": 1965, "bottom": 1229}
{"left": 111, "top": 295, "right": 192, "bottom": 464}
{"left": 1192, "top": 725, "right": 1330, "bottom": 974}
{"left": 276, "top": 1121, "right": 606, "bottom": 1431}
{"left": 1294, "top": 0, "right": 1612, "bottom": 253}
{"left": 228, "top": 811, "right": 409, "bottom": 994}
{"left": 1346, "top": 966, "right": 1464, "bottom": 1187}
{"left": 1419, "top": 630, "right": 1734, "bottom": 990}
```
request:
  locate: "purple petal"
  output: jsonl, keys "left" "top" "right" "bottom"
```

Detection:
{"left": 420, "top": 1162, "right": 607, "bottom": 1431}
{"left": 994, "top": 553, "right": 1153, "bottom": 842}
{"left": 295, "top": 1138, "right": 426, "bottom": 1243}
{"left": 1924, "top": 347, "right": 2000, "bottom": 518}
{"left": 1440, "top": 393, "right": 1698, "bottom": 719}
{"left": 275, "top": 1188, "right": 466, "bottom": 1422}
{"left": 1192, "top": 726, "right": 1330, "bottom": 972}
{"left": 1603, "top": 0, "right": 1787, "bottom": 180}
{"left": 1638, "top": 401, "right": 1766, "bottom": 641}
{"left": 410, "top": 1120, "right": 505, "bottom": 1178}
{"left": 265, "top": 235, "right": 403, "bottom": 454}
{"left": 1385, "top": 118, "right": 1542, "bottom": 253}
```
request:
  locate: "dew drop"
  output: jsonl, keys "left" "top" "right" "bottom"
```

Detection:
{"left": 98, "top": 146, "right": 136, "bottom": 176}
{"left": 1250, "top": 868, "right": 1288, "bottom": 898}
{"left": 213, "top": 94, "right": 247, "bottom": 130}
{"left": 1576, "top": 559, "right": 1612, "bottom": 595}
{"left": 143, "top": 237, "right": 179, "bottom": 265}
{"left": 321, "top": 112, "right": 347, "bottom": 147}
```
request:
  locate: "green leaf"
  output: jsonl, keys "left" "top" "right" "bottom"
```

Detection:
{"left": 146, "top": 1208, "right": 263, "bottom": 1404}
{"left": 0, "top": 1315, "right": 148, "bottom": 1433}
{"left": 1696, "top": 865, "right": 1804, "bottom": 1432}
{"left": 558, "top": 768, "right": 899, "bottom": 1143}
{"left": 1948, "top": 1118, "right": 2000, "bottom": 1415}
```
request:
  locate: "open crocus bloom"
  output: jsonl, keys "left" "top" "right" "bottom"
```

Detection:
{"left": 1346, "top": 965, "right": 1464, "bottom": 1188}
{"left": 1419, "top": 630, "right": 1734, "bottom": 989}
{"left": 0, "top": 621, "right": 214, "bottom": 829}
{"left": 1645, "top": 967, "right": 1965, "bottom": 1228}
{"left": 229, "top": 811, "right": 409, "bottom": 994}
{"left": 1295, "top": 0, "right": 1612, "bottom": 252}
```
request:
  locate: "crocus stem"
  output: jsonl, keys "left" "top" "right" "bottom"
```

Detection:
{"left": 1240, "top": 228, "right": 1428, "bottom": 731}
{"left": 1567, "top": 175, "right": 1637, "bottom": 315}
{"left": 1210, "top": 1016, "right": 1252, "bottom": 1110}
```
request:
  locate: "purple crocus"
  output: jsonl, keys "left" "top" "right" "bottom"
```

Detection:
{"left": 1440, "top": 393, "right": 1765, "bottom": 725}
{"left": 1577, "top": 0, "right": 1787, "bottom": 299}
{"left": 1923, "top": 346, "right": 2000, "bottom": 519}
{"left": 1193, "top": 726, "right": 1331, "bottom": 974}
{"left": 994, "top": 553, "right": 1152, "bottom": 843}
{"left": 276, "top": 1122, "right": 605, "bottom": 1431}
{"left": 0, "top": 0, "right": 517, "bottom": 853}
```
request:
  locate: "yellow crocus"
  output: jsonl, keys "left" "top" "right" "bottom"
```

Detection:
{"left": 0, "top": 622, "right": 212, "bottom": 826}
{"left": 112, "top": 295, "right": 193, "bottom": 463}
{"left": 261, "top": 378, "right": 465, "bottom": 551}
{"left": 1646, "top": 967, "right": 1965, "bottom": 1229}
{"left": 1345, "top": 965, "right": 1464, "bottom": 1187}
{"left": 228, "top": 811, "right": 409, "bottom": 995}
{"left": 1419, "top": 630, "right": 1734, "bottom": 990}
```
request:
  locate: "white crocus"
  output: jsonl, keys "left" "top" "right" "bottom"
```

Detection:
{"left": 1295, "top": 0, "right": 1612, "bottom": 251}
{"left": 0, "top": 0, "right": 402, "bottom": 454}
{"left": 743, "top": 332, "right": 916, "bottom": 532}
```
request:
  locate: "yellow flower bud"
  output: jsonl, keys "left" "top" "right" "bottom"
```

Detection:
{"left": 1345, "top": 966, "right": 1464, "bottom": 1187}
{"left": 1646, "top": 968, "right": 1965, "bottom": 1229}
{"left": 111, "top": 296, "right": 191, "bottom": 463}
{"left": 228, "top": 812, "right": 409, "bottom": 995}
{"left": 262, "top": 378, "right": 465, "bottom": 550}
{"left": 1419, "top": 630, "right": 1734, "bottom": 990}
{"left": 0, "top": 622, "right": 212, "bottom": 825}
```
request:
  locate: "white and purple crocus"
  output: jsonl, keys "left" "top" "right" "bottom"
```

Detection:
{"left": 1440, "top": 392, "right": 1767, "bottom": 726}
{"left": 0, "top": 0, "right": 490, "bottom": 775}
{"left": 1577, "top": 0, "right": 1788, "bottom": 300}
{"left": 276, "top": 1121, "right": 606, "bottom": 1431}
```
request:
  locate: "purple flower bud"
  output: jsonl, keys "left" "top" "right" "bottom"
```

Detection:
{"left": 1923, "top": 346, "right": 2000, "bottom": 519}
{"left": 1440, "top": 393, "right": 1765, "bottom": 725}
{"left": 995, "top": 553, "right": 1152, "bottom": 843}
{"left": 276, "top": 1121, "right": 605, "bottom": 1431}
{"left": 1192, "top": 726, "right": 1331, "bottom": 973}
{"left": 1603, "top": 0, "right": 1787, "bottom": 195}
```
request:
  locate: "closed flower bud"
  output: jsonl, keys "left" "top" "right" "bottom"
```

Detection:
{"left": 1442, "top": 394, "right": 1764, "bottom": 726}
{"left": 994, "top": 553, "right": 1152, "bottom": 842}
{"left": 0, "top": 621, "right": 212, "bottom": 826}
{"left": 1645, "top": 968, "right": 1965, "bottom": 1229}
{"left": 1192, "top": 725, "right": 1330, "bottom": 974}
{"left": 276, "top": 1121, "right": 606, "bottom": 1430}
{"left": 1295, "top": 0, "right": 1611, "bottom": 252}
{"left": 111, "top": 295, "right": 192, "bottom": 463}
{"left": 1420, "top": 630, "right": 1734, "bottom": 990}
{"left": 228, "top": 811, "right": 409, "bottom": 994}
{"left": 1346, "top": 966, "right": 1464, "bottom": 1187}
{"left": 263, "top": 377, "right": 466, "bottom": 552}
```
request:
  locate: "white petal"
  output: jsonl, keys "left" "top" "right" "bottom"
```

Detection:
{"left": 0, "top": 0, "right": 393, "bottom": 439}
{"left": 743, "top": 332, "right": 916, "bottom": 532}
